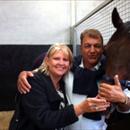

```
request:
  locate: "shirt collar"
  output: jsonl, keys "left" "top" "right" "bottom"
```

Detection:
{"left": 79, "top": 59, "right": 101, "bottom": 70}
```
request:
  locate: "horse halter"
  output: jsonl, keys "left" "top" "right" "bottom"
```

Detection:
{"left": 102, "top": 75, "right": 130, "bottom": 90}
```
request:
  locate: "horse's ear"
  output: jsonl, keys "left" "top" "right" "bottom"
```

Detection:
{"left": 112, "top": 7, "right": 123, "bottom": 29}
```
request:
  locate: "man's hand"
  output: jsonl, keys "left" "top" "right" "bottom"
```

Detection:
{"left": 99, "top": 75, "right": 126, "bottom": 103}
{"left": 17, "top": 71, "right": 34, "bottom": 94}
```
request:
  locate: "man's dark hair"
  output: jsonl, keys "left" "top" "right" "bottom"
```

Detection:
{"left": 80, "top": 29, "right": 103, "bottom": 45}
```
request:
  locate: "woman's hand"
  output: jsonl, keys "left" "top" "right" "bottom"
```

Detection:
{"left": 74, "top": 97, "right": 110, "bottom": 116}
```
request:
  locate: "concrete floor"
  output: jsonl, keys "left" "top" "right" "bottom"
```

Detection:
{"left": 0, "top": 111, "right": 14, "bottom": 130}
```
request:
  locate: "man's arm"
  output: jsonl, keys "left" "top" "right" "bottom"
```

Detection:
{"left": 116, "top": 88, "right": 130, "bottom": 112}
{"left": 17, "top": 52, "right": 45, "bottom": 94}
{"left": 17, "top": 71, "right": 33, "bottom": 94}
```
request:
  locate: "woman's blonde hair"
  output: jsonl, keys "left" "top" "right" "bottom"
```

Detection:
{"left": 33, "top": 43, "right": 73, "bottom": 75}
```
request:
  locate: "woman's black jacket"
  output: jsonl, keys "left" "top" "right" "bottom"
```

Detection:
{"left": 10, "top": 72, "right": 78, "bottom": 130}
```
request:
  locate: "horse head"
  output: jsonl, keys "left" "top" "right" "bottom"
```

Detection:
{"left": 104, "top": 8, "right": 130, "bottom": 88}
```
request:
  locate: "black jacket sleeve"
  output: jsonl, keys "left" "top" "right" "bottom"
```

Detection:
{"left": 21, "top": 74, "right": 78, "bottom": 129}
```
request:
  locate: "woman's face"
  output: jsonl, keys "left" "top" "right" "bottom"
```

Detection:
{"left": 46, "top": 50, "right": 70, "bottom": 78}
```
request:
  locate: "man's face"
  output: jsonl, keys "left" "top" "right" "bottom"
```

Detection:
{"left": 80, "top": 35, "right": 103, "bottom": 69}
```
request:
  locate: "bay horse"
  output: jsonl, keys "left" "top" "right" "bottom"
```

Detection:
{"left": 103, "top": 8, "right": 130, "bottom": 130}
{"left": 104, "top": 8, "right": 130, "bottom": 89}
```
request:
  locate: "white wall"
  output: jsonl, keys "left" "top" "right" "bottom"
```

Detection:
{"left": 0, "top": 1, "right": 71, "bottom": 45}
{"left": 0, "top": 0, "right": 105, "bottom": 45}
